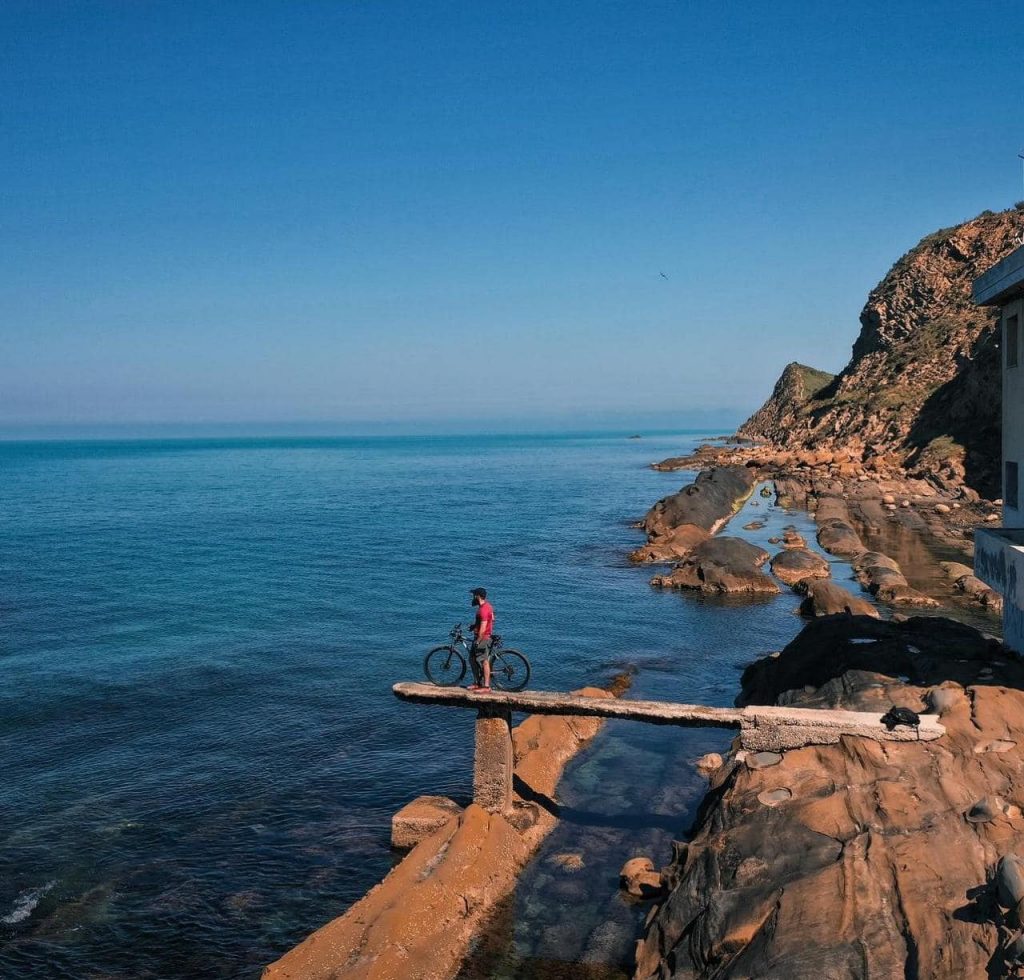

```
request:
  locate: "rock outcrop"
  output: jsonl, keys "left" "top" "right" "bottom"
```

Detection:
{"left": 651, "top": 537, "right": 779, "bottom": 595}
{"left": 632, "top": 467, "right": 757, "bottom": 562}
{"left": 739, "top": 207, "right": 1024, "bottom": 498}
{"left": 635, "top": 615, "right": 1024, "bottom": 980}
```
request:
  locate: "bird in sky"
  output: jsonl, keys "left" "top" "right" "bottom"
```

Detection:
{"left": 659, "top": 271, "right": 668, "bottom": 280}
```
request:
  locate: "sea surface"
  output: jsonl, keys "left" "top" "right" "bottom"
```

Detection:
{"left": 0, "top": 431, "right": 872, "bottom": 979}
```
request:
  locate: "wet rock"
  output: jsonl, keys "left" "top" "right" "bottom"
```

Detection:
{"left": 997, "top": 855, "right": 1024, "bottom": 910}
{"left": 620, "top": 857, "right": 666, "bottom": 899}
{"left": 548, "top": 852, "right": 584, "bottom": 872}
{"left": 695, "top": 752, "right": 724, "bottom": 776}
{"left": 770, "top": 548, "right": 831, "bottom": 586}
{"left": 652, "top": 537, "right": 779, "bottom": 595}
{"left": 629, "top": 523, "right": 709, "bottom": 563}
{"left": 797, "top": 580, "right": 879, "bottom": 618}
{"left": 816, "top": 518, "right": 865, "bottom": 557}
{"left": 782, "top": 529, "right": 807, "bottom": 549}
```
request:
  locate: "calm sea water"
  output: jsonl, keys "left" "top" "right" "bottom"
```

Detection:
{"left": 0, "top": 431, "right": 865, "bottom": 978}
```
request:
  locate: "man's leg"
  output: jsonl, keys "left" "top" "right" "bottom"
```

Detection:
{"left": 470, "top": 642, "right": 483, "bottom": 686}
{"left": 479, "top": 639, "right": 492, "bottom": 689}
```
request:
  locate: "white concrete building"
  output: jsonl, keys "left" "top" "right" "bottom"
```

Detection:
{"left": 973, "top": 244, "right": 1024, "bottom": 650}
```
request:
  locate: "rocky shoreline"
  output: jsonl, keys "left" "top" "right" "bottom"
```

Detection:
{"left": 639, "top": 442, "right": 1003, "bottom": 617}
{"left": 623, "top": 434, "right": 1024, "bottom": 979}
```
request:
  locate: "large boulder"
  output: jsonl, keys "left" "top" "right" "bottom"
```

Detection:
{"left": 652, "top": 537, "right": 779, "bottom": 595}
{"left": 770, "top": 548, "right": 831, "bottom": 586}
{"left": 642, "top": 467, "right": 758, "bottom": 538}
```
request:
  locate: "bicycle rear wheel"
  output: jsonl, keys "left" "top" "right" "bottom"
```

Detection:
{"left": 424, "top": 645, "right": 467, "bottom": 686}
{"left": 490, "top": 650, "right": 530, "bottom": 692}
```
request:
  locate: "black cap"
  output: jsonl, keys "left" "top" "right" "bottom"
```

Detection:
{"left": 470, "top": 587, "right": 487, "bottom": 598}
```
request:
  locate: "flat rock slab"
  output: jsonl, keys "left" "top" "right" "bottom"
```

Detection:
{"left": 392, "top": 683, "right": 944, "bottom": 749}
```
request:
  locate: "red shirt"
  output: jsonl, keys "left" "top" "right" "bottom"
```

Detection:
{"left": 475, "top": 600, "right": 494, "bottom": 641}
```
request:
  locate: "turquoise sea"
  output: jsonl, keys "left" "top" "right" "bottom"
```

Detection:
{"left": 0, "top": 431, "right": 858, "bottom": 978}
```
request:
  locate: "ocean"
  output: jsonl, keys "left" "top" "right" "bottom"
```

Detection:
{"left": 0, "top": 431, "right": 857, "bottom": 978}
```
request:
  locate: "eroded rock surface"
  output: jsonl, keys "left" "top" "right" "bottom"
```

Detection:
{"left": 635, "top": 616, "right": 1024, "bottom": 980}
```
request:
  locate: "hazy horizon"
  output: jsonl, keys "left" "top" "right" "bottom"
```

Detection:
{"left": 4, "top": 1, "right": 1023, "bottom": 427}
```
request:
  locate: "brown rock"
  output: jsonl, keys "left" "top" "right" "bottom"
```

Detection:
{"left": 816, "top": 519, "right": 865, "bottom": 557}
{"left": 770, "top": 548, "right": 831, "bottom": 586}
{"left": 653, "top": 537, "right": 779, "bottom": 595}
{"left": 797, "top": 580, "right": 879, "bottom": 618}
{"left": 629, "top": 523, "right": 709, "bottom": 563}
{"left": 620, "top": 857, "right": 666, "bottom": 900}
{"left": 636, "top": 614, "right": 1024, "bottom": 980}
{"left": 391, "top": 795, "right": 463, "bottom": 850}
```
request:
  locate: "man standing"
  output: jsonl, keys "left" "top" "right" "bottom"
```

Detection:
{"left": 467, "top": 587, "right": 495, "bottom": 691}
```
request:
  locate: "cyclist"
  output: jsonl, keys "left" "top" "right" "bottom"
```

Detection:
{"left": 467, "top": 587, "right": 495, "bottom": 691}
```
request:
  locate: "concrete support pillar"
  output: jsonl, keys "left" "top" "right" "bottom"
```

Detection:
{"left": 473, "top": 708, "right": 514, "bottom": 814}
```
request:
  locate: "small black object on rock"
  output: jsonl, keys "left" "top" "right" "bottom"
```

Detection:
{"left": 880, "top": 706, "right": 921, "bottom": 731}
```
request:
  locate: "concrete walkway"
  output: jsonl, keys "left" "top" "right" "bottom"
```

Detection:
{"left": 392, "top": 682, "right": 944, "bottom": 813}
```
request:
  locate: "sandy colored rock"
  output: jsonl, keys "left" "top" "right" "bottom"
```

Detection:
{"left": 391, "top": 795, "right": 463, "bottom": 850}
{"left": 620, "top": 857, "right": 665, "bottom": 900}
{"left": 695, "top": 752, "right": 724, "bottom": 776}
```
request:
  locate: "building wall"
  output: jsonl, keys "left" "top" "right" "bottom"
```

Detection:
{"left": 1004, "top": 296, "right": 1024, "bottom": 525}
{"left": 976, "top": 528, "right": 1024, "bottom": 651}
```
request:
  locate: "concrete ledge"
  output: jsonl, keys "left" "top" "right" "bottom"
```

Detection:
{"left": 392, "top": 682, "right": 945, "bottom": 748}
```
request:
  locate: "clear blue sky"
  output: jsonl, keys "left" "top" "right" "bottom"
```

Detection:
{"left": 3, "top": 1, "right": 1023, "bottom": 432}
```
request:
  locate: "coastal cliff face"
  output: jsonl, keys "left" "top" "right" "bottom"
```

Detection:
{"left": 740, "top": 207, "right": 1024, "bottom": 497}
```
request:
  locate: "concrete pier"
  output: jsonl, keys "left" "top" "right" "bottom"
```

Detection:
{"left": 393, "top": 681, "right": 945, "bottom": 813}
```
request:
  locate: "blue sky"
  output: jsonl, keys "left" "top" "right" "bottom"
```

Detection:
{"left": 2, "top": 1, "right": 1023, "bottom": 431}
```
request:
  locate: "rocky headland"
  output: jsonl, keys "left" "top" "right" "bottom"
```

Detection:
{"left": 627, "top": 207, "right": 1024, "bottom": 979}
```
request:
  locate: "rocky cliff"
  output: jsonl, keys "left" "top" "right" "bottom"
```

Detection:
{"left": 740, "top": 207, "right": 1024, "bottom": 498}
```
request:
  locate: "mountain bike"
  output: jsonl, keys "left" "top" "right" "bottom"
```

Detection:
{"left": 423, "top": 624, "right": 531, "bottom": 692}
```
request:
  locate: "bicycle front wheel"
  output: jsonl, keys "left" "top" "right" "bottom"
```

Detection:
{"left": 491, "top": 650, "right": 530, "bottom": 692}
{"left": 424, "top": 646, "right": 467, "bottom": 687}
